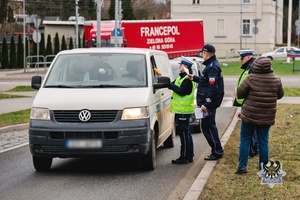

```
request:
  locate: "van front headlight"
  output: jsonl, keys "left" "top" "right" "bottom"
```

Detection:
{"left": 30, "top": 107, "right": 50, "bottom": 120}
{"left": 121, "top": 107, "right": 149, "bottom": 120}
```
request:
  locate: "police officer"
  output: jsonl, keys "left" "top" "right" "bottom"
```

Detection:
{"left": 188, "top": 44, "right": 224, "bottom": 161}
{"left": 168, "top": 56, "right": 196, "bottom": 164}
{"left": 234, "top": 50, "right": 259, "bottom": 158}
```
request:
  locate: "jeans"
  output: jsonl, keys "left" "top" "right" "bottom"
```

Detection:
{"left": 238, "top": 120, "right": 269, "bottom": 170}
{"left": 176, "top": 114, "right": 194, "bottom": 160}
{"left": 201, "top": 108, "right": 224, "bottom": 157}
{"left": 249, "top": 130, "right": 259, "bottom": 157}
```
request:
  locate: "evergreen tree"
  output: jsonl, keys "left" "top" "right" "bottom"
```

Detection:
{"left": 40, "top": 33, "right": 46, "bottom": 56}
{"left": 54, "top": 32, "right": 60, "bottom": 54}
{"left": 69, "top": 37, "right": 74, "bottom": 50}
{"left": 32, "top": 41, "right": 37, "bottom": 65}
{"left": 0, "top": 40, "right": 2, "bottom": 65}
{"left": 78, "top": 0, "right": 97, "bottom": 20}
{"left": 109, "top": 0, "right": 135, "bottom": 20}
{"left": 78, "top": 34, "right": 82, "bottom": 48}
{"left": 46, "top": 34, "right": 53, "bottom": 55}
{"left": 82, "top": 32, "right": 86, "bottom": 48}
{"left": 1, "top": 38, "right": 9, "bottom": 69}
{"left": 17, "top": 35, "right": 24, "bottom": 69}
{"left": 9, "top": 35, "right": 16, "bottom": 69}
{"left": 122, "top": 0, "right": 135, "bottom": 20}
{"left": 25, "top": 37, "right": 29, "bottom": 57}
{"left": 7, "top": 6, "right": 14, "bottom": 22}
{"left": 108, "top": 0, "right": 115, "bottom": 20}
{"left": 61, "top": 35, "right": 67, "bottom": 51}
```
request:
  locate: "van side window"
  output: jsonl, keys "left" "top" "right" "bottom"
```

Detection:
{"left": 150, "top": 56, "right": 159, "bottom": 83}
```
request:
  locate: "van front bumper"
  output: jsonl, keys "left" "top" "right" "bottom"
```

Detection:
{"left": 29, "top": 118, "right": 152, "bottom": 158}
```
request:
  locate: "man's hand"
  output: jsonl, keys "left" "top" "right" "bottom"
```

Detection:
{"left": 200, "top": 105, "right": 207, "bottom": 112}
{"left": 187, "top": 74, "right": 194, "bottom": 80}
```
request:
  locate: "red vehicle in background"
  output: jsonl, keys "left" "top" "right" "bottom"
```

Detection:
{"left": 84, "top": 19, "right": 204, "bottom": 58}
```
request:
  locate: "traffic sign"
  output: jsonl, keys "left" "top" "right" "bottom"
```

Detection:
{"left": 112, "top": 28, "right": 122, "bottom": 36}
{"left": 110, "top": 36, "right": 123, "bottom": 44}
{"left": 295, "top": 19, "right": 300, "bottom": 27}
{"left": 253, "top": 19, "right": 259, "bottom": 26}
{"left": 32, "top": 16, "right": 41, "bottom": 29}
{"left": 252, "top": 27, "right": 259, "bottom": 35}
{"left": 32, "top": 30, "right": 41, "bottom": 43}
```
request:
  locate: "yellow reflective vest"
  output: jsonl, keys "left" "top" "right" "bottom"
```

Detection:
{"left": 235, "top": 69, "right": 250, "bottom": 105}
{"left": 171, "top": 75, "right": 195, "bottom": 114}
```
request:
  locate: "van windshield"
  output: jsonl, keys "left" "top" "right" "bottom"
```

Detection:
{"left": 44, "top": 53, "right": 147, "bottom": 88}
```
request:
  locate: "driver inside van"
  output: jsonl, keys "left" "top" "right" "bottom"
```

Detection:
{"left": 123, "top": 60, "right": 145, "bottom": 82}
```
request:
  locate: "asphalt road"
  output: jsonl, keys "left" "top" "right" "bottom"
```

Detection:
{"left": 0, "top": 106, "right": 236, "bottom": 200}
{"left": 0, "top": 70, "right": 299, "bottom": 200}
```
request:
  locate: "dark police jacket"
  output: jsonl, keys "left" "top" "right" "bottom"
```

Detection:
{"left": 193, "top": 55, "right": 224, "bottom": 109}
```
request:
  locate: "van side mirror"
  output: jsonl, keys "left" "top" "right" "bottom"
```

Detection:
{"left": 31, "top": 75, "right": 42, "bottom": 90}
{"left": 153, "top": 76, "right": 170, "bottom": 89}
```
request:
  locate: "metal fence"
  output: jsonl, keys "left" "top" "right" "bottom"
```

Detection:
{"left": 26, "top": 55, "right": 55, "bottom": 73}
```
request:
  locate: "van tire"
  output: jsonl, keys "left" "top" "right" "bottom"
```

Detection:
{"left": 140, "top": 131, "right": 156, "bottom": 171}
{"left": 33, "top": 156, "right": 52, "bottom": 171}
{"left": 163, "top": 131, "right": 174, "bottom": 148}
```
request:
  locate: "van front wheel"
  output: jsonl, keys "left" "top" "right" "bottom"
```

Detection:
{"left": 33, "top": 156, "right": 52, "bottom": 171}
{"left": 140, "top": 130, "right": 156, "bottom": 171}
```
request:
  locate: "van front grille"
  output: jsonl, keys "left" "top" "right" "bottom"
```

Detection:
{"left": 53, "top": 110, "right": 118, "bottom": 122}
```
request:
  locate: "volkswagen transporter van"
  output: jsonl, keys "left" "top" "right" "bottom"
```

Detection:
{"left": 29, "top": 48, "right": 174, "bottom": 171}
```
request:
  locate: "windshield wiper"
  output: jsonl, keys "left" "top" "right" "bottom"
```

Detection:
{"left": 91, "top": 84, "right": 128, "bottom": 88}
{"left": 45, "top": 85, "right": 76, "bottom": 88}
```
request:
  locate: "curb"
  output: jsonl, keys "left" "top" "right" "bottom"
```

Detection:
{"left": 0, "top": 123, "right": 29, "bottom": 134}
{"left": 183, "top": 107, "right": 240, "bottom": 200}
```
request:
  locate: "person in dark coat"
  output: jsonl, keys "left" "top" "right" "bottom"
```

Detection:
{"left": 233, "top": 50, "right": 259, "bottom": 158}
{"left": 188, "top": 44, "right": 224, "bottom": 161}
{"left": 235, "top": 57, "right": 284, "bottom": 174}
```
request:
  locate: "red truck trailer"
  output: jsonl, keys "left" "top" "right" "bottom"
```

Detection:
{"left": 84, "top": 19, "right": 204, "bottom": 58}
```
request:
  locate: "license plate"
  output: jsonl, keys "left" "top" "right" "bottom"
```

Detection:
{"left": 66, "top": 139, "right": 102, "bottom": 149}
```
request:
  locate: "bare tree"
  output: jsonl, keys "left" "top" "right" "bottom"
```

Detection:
{"left": 0, "top": 0, "right": 9, "bottom": 35}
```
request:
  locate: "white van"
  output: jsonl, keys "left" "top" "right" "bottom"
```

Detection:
{"left": 29, "top": 48, "right": 175, "bottom": 171}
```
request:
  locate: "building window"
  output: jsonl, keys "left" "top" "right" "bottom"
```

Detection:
{"left": 242, "top": 19, "right": 250, "bottom": 35}
{"left": 243, "top": 0, "right": 250, "bottom": 3}
{"left": 193, "top": 0, "right": 200, "bottom": 4}
{"left": 216, "top": 19, "right": 225, "bottom": 36}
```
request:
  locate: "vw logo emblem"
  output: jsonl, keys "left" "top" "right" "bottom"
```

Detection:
{"left": 79, "top": 110, "right": 91, "bottom": 122}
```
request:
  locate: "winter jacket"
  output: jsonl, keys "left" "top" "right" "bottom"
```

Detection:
{"left": 193, "top": 55, "right": 224, "bottom": 109}
{"left": 237, "top": 57, "right": 284, "bottom": 126}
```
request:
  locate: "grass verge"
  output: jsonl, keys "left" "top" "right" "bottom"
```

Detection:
{"left": 221, "top": 60, "right": 300, "bottom": 76}
{"left": 6, "top": 86, "right": 36, "bottom": 92}
{"left": 0, "top": 109, "right": 31, "bottom": 127}
{"left": 0, "top": 93, "right": 28, "bottom": 99}
{"left": 198, "top": 104, "right": 300, "bottom": 199}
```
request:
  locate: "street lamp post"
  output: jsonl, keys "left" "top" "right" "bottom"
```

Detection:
{"left": 23, "top": 0, "right": 26, "bottom": 72}
{"left": 96, "top": 0, "right": 103, "bottom": 47}
{"left": 274, "top": 0, "right": 278, "bottom": 45}
{"left": 75, "top": 0, "right": 79, "bottom": 48}
{"left": 240, "top": 0, "right": 243, "bottom": 49}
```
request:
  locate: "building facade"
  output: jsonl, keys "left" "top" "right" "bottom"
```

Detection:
{"left": 170, "top": 0, "right": 283, "bottom": 57}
